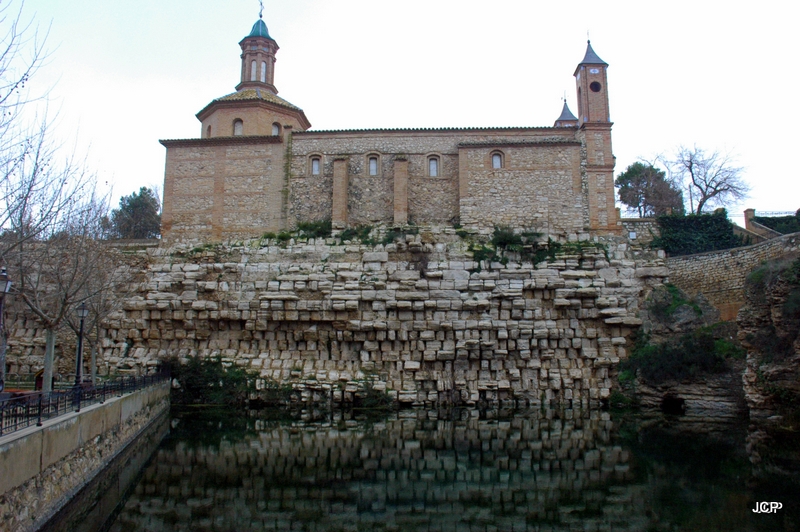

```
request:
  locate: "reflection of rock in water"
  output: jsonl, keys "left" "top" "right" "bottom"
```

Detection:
{"left": 109, "top": 409, "right": 646, "bottom": 531}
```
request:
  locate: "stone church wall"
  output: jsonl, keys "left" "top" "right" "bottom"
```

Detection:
{"left": 458, "top": 141, "right": 584, "bottom": 232}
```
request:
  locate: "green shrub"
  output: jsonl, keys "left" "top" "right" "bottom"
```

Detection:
{"left": 648, "top": 283, "right": 702, "bottom": 321}
{"left": 339, "top": 225, "right": 373, "bottom": 243}
{"left": 651, "top": 210, "right": 744, "bottom": 256}
{"left": 382, "top": 225, "right": 418, "bottom": 245}
{"left": 753, "top": 210, "right": 800, "bottom": 235}
{"left": 621, "top": 329, "right": 738, "bottom": 385}
{"left": 296, "top": 219, "right": 332, "bottom": 239}
{"left": 166, "top": 356, "right": 257, "bottom": 407}
{"left": 491, "top": 226, "right": 524, "bottom": 251}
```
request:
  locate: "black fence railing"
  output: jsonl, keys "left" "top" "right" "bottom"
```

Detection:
{"left": 0, "top": 372, "right": 170, "bottom": 437}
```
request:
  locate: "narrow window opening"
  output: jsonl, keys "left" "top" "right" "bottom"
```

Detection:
{"left": 428, "top": 157, "right": 439, "bottom": 177}
{"left": 311, "top": 158, "right": 320, "bottom": 175}
{"left": 233, "top": 119, "right": 243, "bottom": 136}
{"left": 206, "top": 125, "right": 211, "bottom": 138}
{"left": 492, "top": 153, "right": 503, "bottom": 169}
{"left": 250, "top": 60, "right": 257, "bottom": 81}
{"left": 368, "top": 156, "right": 378, "bottom": 176}
{"left": 261, "top": 61, "right": 267, "bottom": 83}
{"left": 272, "top": 123, "right": 280, "bottom": 136}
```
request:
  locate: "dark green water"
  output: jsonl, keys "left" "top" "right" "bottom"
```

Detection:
{"left": 49, "top": 407, "right": 799, "bottom": 531}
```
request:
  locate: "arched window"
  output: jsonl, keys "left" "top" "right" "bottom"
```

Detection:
{"left": 261, "top": 61, "right": 267, "bottom": 83}
{"left": 310, "top": 157, "right": 321, "bottom": 176}
{"left": 368, "top": 155, "right": 379, "bottom": 176}
{"left": 233, "top": 119, "right": 243, "bottom": 136}
{"left": 272, "top": 123, "right": 281, "bottom": 136}
{"left": 428, "top": 156, "right": 440, "bottom": 177}
{"left": 491, "top": 152, "right": 503, "bottom": 169}
{"left": 250, "top": 60, "right": 257, "bottom": 81}
{"left": 206, "top": 125, "right": 211, "bottom": 138}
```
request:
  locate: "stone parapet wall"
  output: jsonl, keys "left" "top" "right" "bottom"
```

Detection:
{"left": 620, "top": 218, "right": 658, "bottom": 246}
{"left": 666, "top": 232, "right": 800, "bottom": 321}
{"left": 0, "top": 383, "right": 170, "bottom": 532}
{"left": 87, "top": 228, "right": 665, "bottom": 407}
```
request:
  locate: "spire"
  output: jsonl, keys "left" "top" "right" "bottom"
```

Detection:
{"left": 578, "top": 40, "right": 607, "bottom": 66}
{"left": 554, "top": 99, "right": 578, "bottom": 127}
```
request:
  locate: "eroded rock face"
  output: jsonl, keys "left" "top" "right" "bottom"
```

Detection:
{"left": 64, "top": 230, "right": 661, "bottom": 407}
{"left": 633, "top": 359, "right": 747, "bottom": 419}
{"left": 738, "top": 257, "right": 800, "bottom": 422}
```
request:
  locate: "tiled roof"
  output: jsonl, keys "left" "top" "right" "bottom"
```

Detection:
{"left": 215, "top": 89, "right": 302, "bottom": 111}
{"left": 579, "top": 41, "right": 607, "bottom": 66}
{"left": 296, "top": 126, "right": 561, "bottom": 134}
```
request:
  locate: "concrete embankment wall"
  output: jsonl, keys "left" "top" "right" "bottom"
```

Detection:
{"left": 0, "top": 382, "right": 170, "bottom": 532}
{"left": 666, "top": 232, "right": 800, "bottom": 321}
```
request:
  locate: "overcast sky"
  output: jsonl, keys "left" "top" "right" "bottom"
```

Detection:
{"left": 18, "top": 0, "right": 798, "bottom": 219}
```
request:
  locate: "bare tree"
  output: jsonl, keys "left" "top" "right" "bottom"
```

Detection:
{"left": 672, "top": 146, "right": 750, "bottom": 214}
{"left": 0, "top": 1, "right": 95, "bottom": 262}
{"left": 6, "top": 192, "right": 122, "bottom": 392}
{"left": 64, "top": 251, "right": 141, "bottom": 384}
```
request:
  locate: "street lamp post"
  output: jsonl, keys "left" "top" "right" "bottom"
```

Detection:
{"left": 0, "top": 268, "right": 13, "bottom": 394}
{"left": 73, "top": 302, "right": 89, "bottom": 408}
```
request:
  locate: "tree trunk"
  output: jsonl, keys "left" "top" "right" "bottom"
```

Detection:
{"left": 43, "top": 328, "right": 56, "bottom": 393}
{"left": 90, "top": 343, "right": 97, "bottom": 385}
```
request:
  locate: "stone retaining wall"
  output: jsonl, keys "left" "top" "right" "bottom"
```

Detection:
{"left": 87, "top": 228, "right": 666, "bottom": 407}
{"left": 0, "top": 382, "right": 170, "bottom": 532}
{"left": 666, "top": 232, "right": 800, "bottom": 321}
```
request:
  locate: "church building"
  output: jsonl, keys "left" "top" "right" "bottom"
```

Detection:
{"left": 160, "top": 16, "right": 619, "bottom": 241}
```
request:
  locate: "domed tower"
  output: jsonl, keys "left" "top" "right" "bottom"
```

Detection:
{"left": 161, "top": 15, "right": 310, "bottom": 242}
{"left": 196, "top": 16, "right": 310, "bottom": 139}
{"left": 236, "top": 18, "right": 279, "bottom": 94}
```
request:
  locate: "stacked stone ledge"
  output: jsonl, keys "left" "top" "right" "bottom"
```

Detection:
{"left": 91, "top": 227, "right": 667, "bottom": 408}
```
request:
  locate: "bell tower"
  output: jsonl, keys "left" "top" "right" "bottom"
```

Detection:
{"left": 236, "top": 16, "right": 279, "bottom": 94}
{"left": 574, "top": 41, "right": 610, "bottom": 125}
{"left": 574, "top": 41, "right": 618, "bottom": 233}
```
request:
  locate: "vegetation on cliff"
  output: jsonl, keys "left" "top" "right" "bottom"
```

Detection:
{"left": 621, "top": 327, "right": 743, "bottom": 385}
{"left": 620, "top": 284, "right": 743, "bottom": 386}
{"left": 745, "top": 256, "right": 800, "bottom": 363}
{"left": 753, "top": 209, "right": 800, "bottom": 235}
{"left": 650, "top": 210, "right": 745, "bottom": 256}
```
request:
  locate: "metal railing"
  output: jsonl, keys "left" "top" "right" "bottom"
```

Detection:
{"left": 0, "top": 372, "right": 170, "bottom": 437}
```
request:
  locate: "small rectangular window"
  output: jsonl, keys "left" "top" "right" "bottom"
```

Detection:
{"left": 311, "top": 158, "right": 320, "bottom": 175}
{"left": 368, "top": 156, "right": 378, "bottom": 176}
{"left": 429, "top": 157, "right": 439, "bottom": 177}
{"left": 492, "top": 153, "right": 502, "bottom": 169}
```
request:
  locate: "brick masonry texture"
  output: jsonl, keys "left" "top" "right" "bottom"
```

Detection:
{"left": 53, "top": 229, "right": 665, "bottom": 407}
{"left": 667, "top": 232, "right": 800, "bottom": 321}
